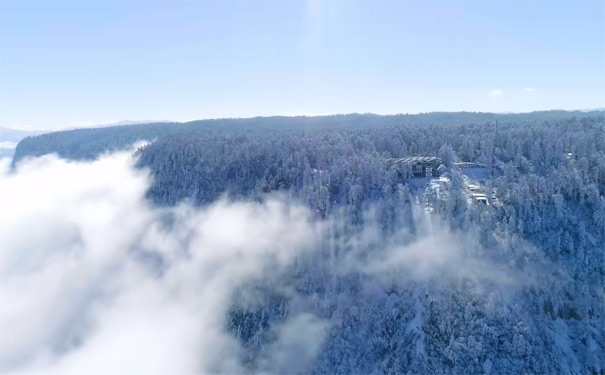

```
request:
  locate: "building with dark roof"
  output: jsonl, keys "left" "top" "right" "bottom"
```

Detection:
{"left": 389, "top": 156, "right": 442, "bottom": 178}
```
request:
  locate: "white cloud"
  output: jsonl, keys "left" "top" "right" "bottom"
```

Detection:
{"left": 489, "top": 89, "right": 503, "bottom": 97}
{"left": 0, "top": 158, "right": 10, "bottom": 174}
{"left": 0, "top": 150, "right": 322, "bottom": 374}
{"left": 523, "top": 88, "right": 535, "bottom": 92}
{"left": 337, "top": 214, "right": 517, "bottom": 287}
{"left": 260, "top": 313, "right": 330, "bottom": 374}
{"left": 0, "top": 141, "right": 17, "bottom": 150}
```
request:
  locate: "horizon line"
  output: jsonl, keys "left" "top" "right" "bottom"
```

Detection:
{"left": 3, "top": 108, "right": 604, "bottom": 132}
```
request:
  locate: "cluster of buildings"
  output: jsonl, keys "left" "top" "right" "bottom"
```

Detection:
{"left": 388, "top": 156, "right": 490, "bottom": 180}
{"left": 390, "top": 154, "right": 499, "bottom": 210}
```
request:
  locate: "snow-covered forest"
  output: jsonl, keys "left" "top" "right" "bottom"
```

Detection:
{"left": 6, "top": 111, "right": 605, "bottom": 374}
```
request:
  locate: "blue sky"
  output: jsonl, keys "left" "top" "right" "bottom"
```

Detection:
{"left": 1, "top": 0, "right": 604, "bottom": 130}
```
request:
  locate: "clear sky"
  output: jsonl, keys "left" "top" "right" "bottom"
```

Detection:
{"left": 1, "top": 0, "right": 604, "bottom": 130}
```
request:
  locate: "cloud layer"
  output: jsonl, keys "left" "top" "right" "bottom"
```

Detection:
{"left": 0, "top": 151, "right": 323, "bottom": 374}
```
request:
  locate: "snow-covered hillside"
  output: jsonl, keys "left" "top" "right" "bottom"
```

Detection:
{"left": 4, "top": 113, "right": 604, "bottom": 374}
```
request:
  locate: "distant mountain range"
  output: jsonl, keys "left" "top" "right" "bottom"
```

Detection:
{"left": 578, "top": 108, "right": 605, "bottom": 113}
{"left": 64, "top": 120, "right": 174, "bottom": 130}
{"left": 105, "top": 120, "right": 173, "bottom": 126}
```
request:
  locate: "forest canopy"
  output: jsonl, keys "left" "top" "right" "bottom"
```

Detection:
{"left": 7, "top": 110, "right": 605, "bottom": 374}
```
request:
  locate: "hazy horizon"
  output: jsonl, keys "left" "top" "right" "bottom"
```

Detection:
{"left": 3, "top": 107, "right": 604, "bottom": 132}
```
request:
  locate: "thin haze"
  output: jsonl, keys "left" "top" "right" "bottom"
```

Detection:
{"left": 1, "top": 0, "right": 604, "bottom": 130}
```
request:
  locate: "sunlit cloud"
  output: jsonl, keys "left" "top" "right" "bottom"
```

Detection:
{"left": 0, "top": 150, "right": 324, "bottom": 374}
{"left": 523, "top": 88, "right": 535, "bottom": 92}
{"left": 489, "top": 89, "right": 503, "bottom": 97}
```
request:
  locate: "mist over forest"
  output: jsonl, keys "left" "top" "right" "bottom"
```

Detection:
{"left": 1, "top": 111, "right": 603, "bottom": 374}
